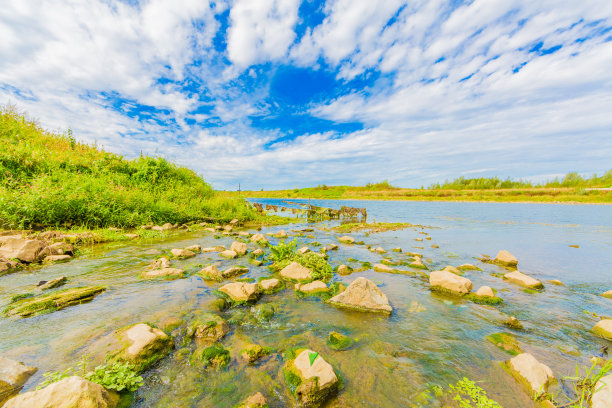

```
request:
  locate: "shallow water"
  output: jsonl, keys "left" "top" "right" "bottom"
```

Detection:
{"left": 1, "top": 200, "right": 611, "bottom": 407}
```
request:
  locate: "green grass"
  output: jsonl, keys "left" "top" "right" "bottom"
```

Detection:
{"left": 0, "top": 106, "right": 258, "bottom": 229}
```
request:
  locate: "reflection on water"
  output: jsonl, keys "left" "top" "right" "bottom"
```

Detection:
{"left": 1, "top": 200, "right": 611, "bottom": 407}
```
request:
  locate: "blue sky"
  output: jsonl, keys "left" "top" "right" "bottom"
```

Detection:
{"left": 1, "top": 0, "right": 611, "bottom": 190}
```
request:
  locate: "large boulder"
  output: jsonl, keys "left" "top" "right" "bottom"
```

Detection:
{"left": 280, "top": 262, "right": 313, "bottom": 281}
{"left": 592, "top": 374, "right": 612, "bottom": 408}
{"left": 495, "top": 250, "right": 518, "bottom": 267}
{"left": 0, "top": 238, "right": 47, "bottom": 263}
{"left": 328, "top": 277, "right": 392, "bottom": 314}
{"left": 3, "top": 376, "right": 119, "bottom": 408}
{"left": 507, "top": 353, "right": 554, "bottom": 397}
{"left": 0, "top": 357, "right": 37, "bottom": 406}
{"left": 503, "top": 271, "right": 543, "bottom": 289}
{"left": 429, "top": 270, "right": 473, "bottom": 295}
{"left": 288, "top": 349, "right": 338, "bottom": 407}
{"left": 219, "top": 282, "right": 260, "bottom": 303}
{"left": 592, "top": 319, "right": 612, "bottom": 341}
{"left": 230, "top": 241, "right": 248, "bottom": 256}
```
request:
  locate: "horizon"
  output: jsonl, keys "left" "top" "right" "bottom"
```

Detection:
{"left": 1, "top": 1, "right": 612, "bottom": 190}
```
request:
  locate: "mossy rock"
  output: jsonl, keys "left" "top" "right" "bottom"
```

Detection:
{"left": 107, "top": 323, "right": 173, "bottom": 372}
{"left": 466, "top": 293, "right": 504, "bottom": 305}
{"left": 252, "top": 303, "right": 275, "bottom": 322}
{"left": 486, "top": 332, "right": 522, "bottom": 355}
{"left": 187, "top": 314, "right": 229, "bottom": 343}
{"left": 380, "top": 259, "right": 397, "bottom": 266}
{"left": 327, "top": 332, "right": 353, "bottom": 351}
{"left": 3, "top": 286, "right": 106, "bottom": 317}
{"left": 241, "top": 344, "right": 274, "bottom": 363}
{"left": 283, "top": 350, "right": 339, "bottom": 407}
{"left": 208, "top": 298, "right": 230, "bottom": 312}
{"left": 190, "top": 343, "right": 230, "bottom": 369}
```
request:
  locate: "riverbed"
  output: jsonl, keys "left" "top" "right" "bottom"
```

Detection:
{"left": 1, "top": 199, "right": 611, "bottom": 407}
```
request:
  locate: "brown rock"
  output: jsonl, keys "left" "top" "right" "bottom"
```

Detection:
{"left": 495, "top": 250, "right": 518, "bottom": 267}
{"left": 503, "top": 271, "right": 543, "bottom": 289}
{"left": 230, "top": 241, "right": 247, "bottom": 255}
{"left": 429, "top": 270, "right": 473, "bottom": 295}
{"left": 0, "top": 238, "right": 47, "bottom": 263}
{"left": 219, "top": 282, "right": 260, "bottom": 302}
{"left": 280, "top": 262, "right": 313, "bottom": 281}
{"left": 142, "top": 268, "right": 184, "bottom": 279}
{"left": 328, "top": 277, "right": 392, "bottom": 314}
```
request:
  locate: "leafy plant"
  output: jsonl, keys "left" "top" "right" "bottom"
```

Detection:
{"left": 84, "top": 362, "right": 143, "bottom": 392}
{"left": 268, "top": 238, "right": 298, "bottom": 263}
{"left": 448, "top": 377, "right": 502, "bottom": 408}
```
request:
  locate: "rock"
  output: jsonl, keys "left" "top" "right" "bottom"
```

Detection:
{"left": 327, "top": 244, "right": 338, "bottom": 250}
{"left": 505, "top": 316, "right": 524, "bottom": 330}
{"left": 297, "top": 246, "right": 310, "bottom": 255}
{"left": 408, "top": 301, "right": 426, "bottom": 313}
{"left": 431, "top": 244, "right": 439, "bottom": 248}
{"left": 547, "top": 279, "right": 564, "bottom": 286}
{"left": 328, "top": 277, "right": 392, "bottom": 314}
{"left": 236, "top": 392, "right": 267, "bottom": 408}
{"left": 3, "top": 376, "right": 119, "bottom": 408}
{"left": 475, "top": 286, "right": 495, "bottom": 297}
{"left": 230, "top": 241, "right": 247, "bottom": 255}
{"left": 0, "top": 357, "right": 37, "bottom": 406}
{"left": 184, "top": 245, "right": 201, "bottom": 253}
{"left": 486, "top": 332, "right": 522, "bottom": 355}
{"left": 280, "top": 262, "right": 313, "bottom": 281}
{"left": 223, "top": 225, "right": 233, "bottom": 232}
{"left": 373, "top": 263, "right": 394, "bottom": 273}
{"left": 161, "top": 223, "right": 174, "bottom": 230}
{"left": 429, "top": 270, "right": 473, "bottom": 295}
{"left": 275, "top": 230, "right": 288, "bottom": 238}
{"left": 230, "top": 218, "right": 239, "bottom": 225}
{"left": 46, "top": 242, "right": 75, "bottom": 256}
{"left": 251, "top": 248, "right": 264, "bottom": 256}
{"left": 0, "top": 238, "right": 47, "bottom": 263}
{"left": 125, "top": 234, "right": 139, "bottom": 240}
{"left": 44, "top": 254, "right": 72, "bottom": 262}
{"left": 503, "top": 271, "right": 543, "bottom": 289}
{"left": 414, "top": 238, "right": 423, "bottom": 242}
{"left": 337, "top": 264, "right": 352, "bottom": 275}
{"left": 259, "top": 278, "right": 282, "bottom": 291}
{"left": 442, "top": 265, "right": 462, "bottom": 275}
{"left": 4, "top": 286, "right": 106, "bottom": 317}
{"left": 410, "top": 258, "right": 428, "bottom": 270}
{"left": 170, "top": 248, "right": 195, "bottom": 258}
{"left": 296, "top": 281, "right": 328, "bottom": 294}
{"left": 219, "top": 282, "right": 260, "bottom": 303}
{"left": 238, "top": 231, "right": 250, "bottom": 237}
{"left": 250, "top": 259, "right": 263, "bottom": 267}
{"left": 392, "top": 247, "right": 402, "bottom": 252}
{"left": 188, "top": 314, "right": 229, "bottom": 342}
{"left": 149, "top": 257, "right": 171, "bottom": 269}
{"left": 495, "top": 250, "right": 518, "bottom": 267}
{"left": 592, "top": 374, "right": 612, "bottom": 408}
{"left": 601, "top": 290, "right": 612, "bottom": 299}
{"left": 222, "top": 266, "right": 249, "bottom": 279}
{"left": 38, "top": 276, "right": 67, "bottom": 290}
{"left": 220, "top": 250, "right": 238, "bottom": 259}
{"left": 592, "top": 319, "right": 612, "bottom": 341}
{"left": 337, "top": 236, "right": 355, "bottom": 244}
{"left": 151, "top": 225, "right": 163, "bottom": 231}
{"left": 199, "top": 264, "right": 222, "bottom": 281}
{"left": 458, "top": 263, "right": 481, "bottom": 271}
{"left": 250, "top": 234, "right": 268, "bottom": 244}
{"left": 375, "top": 247, "right": 386, "bottom": 254}
{"left": 241, "top": 344, "right": 267, "bottom": 363}
{"left": 507, "top": 353, "right": 555, "bottom": 396}
{"left": 327, "top": 332, "right": 353, "bottom": 351}
{"left": 109, "top": 323, "right": 172, "bottom": 371}
{"left": 290, "top": 349, "right": 338, "bottom": 407}
{"left": 142, "top": 268, "right": 184, "bottom": 279}
{"left": 141, "top": 225, "right": 152, "bottom": 230}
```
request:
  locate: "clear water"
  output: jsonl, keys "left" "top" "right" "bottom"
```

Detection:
{"left": 1, "top": 199, "right": 611, "bottom": 407}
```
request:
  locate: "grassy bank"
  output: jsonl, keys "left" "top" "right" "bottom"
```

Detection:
{"left": 0, "top": 106, "right": 258, "bottom": 229}
{"left": 223, "top": 183, "right": 612, "bottom": 204}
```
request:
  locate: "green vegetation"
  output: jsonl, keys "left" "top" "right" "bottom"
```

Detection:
{"left": 327, "top": 332, "right": 353, "bottom": 351}
{"left": 557, "top": 359, "right": 612, "bottom": 407}
{"left": 190, "top": 344, "right": 231, "bottom": 369}
{"left": 3, "top": 286, "right": 106, "bottom": 317}
{"left": 447, "top": 377, "right": 503, "bottom": 408}
{"left": 267, "top": 240, "right": 333, "bottom": 281}
{"left": 485, "top": 333, "right": 522, "bottom": 355}
{"left": 0, "top": 106, "right": 256, "bottom": 229}
{"left": 331, "top": 222, "right": 418, "bottom": 233}
{"left": 268, "top": 238, "right": 299, "bottom": 263}
{"left": 430, "top": 172, "right": 612, "bottom": 190}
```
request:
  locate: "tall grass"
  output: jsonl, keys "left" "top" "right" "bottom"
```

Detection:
{"left": 429, "top": 172, "right": 612, "bottom": 190}
{"left": 0, "top": 106, "right": 256, "bottom": 229}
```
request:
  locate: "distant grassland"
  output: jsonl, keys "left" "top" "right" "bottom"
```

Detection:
{"left": 0, "top": 106, "right": 258, "bottom": 229}
{"left": 224, "top": 180, "right": 612, "bottom": 204}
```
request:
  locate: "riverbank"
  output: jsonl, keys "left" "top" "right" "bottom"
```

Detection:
{"left": 223, "top": 186, "right": 612, "bottom": 204}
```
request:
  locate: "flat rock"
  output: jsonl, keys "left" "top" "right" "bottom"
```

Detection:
{"left": 46, "top": 242, "right": 74, "bottom": 256}
{"left": 429, "top": 270, "right": 473, "bottom": 295}
{"left": 592, "top": 319, "right": 612, "bottom": 341}
{"left": 38, "top": 276, "right": 68, "bottom": 290}
{"left": 495, "top": 250, "right": 518, "bottom": 267}
{"left": 142, "top": 268, "right": 184, "bottom": 279}
{"left": 337, "top": 236, "right": 355, "bottom": 244}
{"left": 458, "top": 263, "right": 481, "bottom": 271}
{"left": 222, "top": 266, "right": 249, "bottom": 279}
{"left": 149, "top": 257, "right": 171, "bottom": 269}
{"left": 184, "top": 245, "right": 201, "bottom": 253}
{"left": 219, "top": 282, "right": 260, "bottom": 302}
{"left": 259, "top": 278, "right": 281, "bottom": 291}
{"left": 592, "top": 374, "right": 612, "bottom": 408}
{"left": 296, "top": 280, "right": 328, "bottom": 294}
{"left": 230, "top": 241, "right": 248, "bottom": 255}
{"left": 503, "top": 271, "right": 543, "bottom": 289}
{"left": 44, "top": 254, "right": 71, "bottom": 262}
{"left": 3, "top": 376, "right": 119, "bottom": 408}
{"left": 220, "top": 250, "right": 238, "bottom": 259}
{"left": 508, "top": 353, "right": 554, "bottom": 396}
{"left": 0, "top": 357, "right": 37, "bottom": 406}
{"left": 329, "top": 277, "right": 392, "bottom": 314}
{"left": 0, "top": 238, "right": 47, "bottom": 263}
{"left": 171, "top": 248, "right": 195, "bottom": 258}
{"left": 202, "top": 246, "right": 223, "bottom": 252}
{"left": 374, "top": 263, "right": 393, "bottom": 273}
{"left": 280, "top": 262, "right": 313, "bottom": 281}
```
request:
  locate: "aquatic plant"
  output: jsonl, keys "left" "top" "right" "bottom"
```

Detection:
{"left": 447, "top": 377, "right": 503, "bottom": 408}
{"left": 558, "top": 359, "right": 612, "bottom": 407}
{"left": 84, "top": 362, "right": 144, "bottom": 392}
{"left": 190, "top": 344, "right": 231, "bottom": 369}
{"left": 268, "top": 238, "right": 298, "bottom": 263}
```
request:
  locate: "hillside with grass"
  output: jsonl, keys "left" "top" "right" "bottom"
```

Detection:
{"left": 0, "top": 107, "right": 256, "bottom": 229}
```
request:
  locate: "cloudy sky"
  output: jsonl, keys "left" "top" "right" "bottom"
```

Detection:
{"left": 1, "top": 0, "right": 611, "bottom": 190}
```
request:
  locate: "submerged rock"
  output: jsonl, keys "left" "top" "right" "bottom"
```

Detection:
{"left": 429, "top": 270, "right": 473, "bottom": 295}
{"left": 457, "top": 263, "right": 481, "bottom": 271}
{"left": 288, "top": 349, "right": 339, "bottom": 407}
{"left": 592, "top": 319, "right": 612, "bottom": 341}
{"left": 0, "top": 357, "right": 37, "bottom": 406}
{"left": 184, "top": 245, "right": 201, "bottom": 253}
{"left": 295, "top": 281, "right": 328, "bottom": 294}
{"left": 37, "top": 276, "right": 68, "bottom": 290}
{"left": 337, "top": 236, "right": 355, "bottom": 244}
{"left": 280, "top": 262, "right": 313, "bottom": 281}
{"left": 504, "top": 316, "right": 524, "bottom": 330}
{"left": 3, "top": 376, "right": 119, "bottom": 408}
{"left": 373, "top": 263, "right": 394, "bottom": 273}
{"left": 328, "top": 277, "right": 392, "bottom": 314}
{"left": 495, "top": 250, "right": 518, "bottom": 267}
{"left": 503, "top": 271, "right": 543, "bottom": 289}
{"left": 547, "top": 279, "right": 564, "bottom": 286}
{"left": 190, "top": 344, "right": 230, "bottom": 369}
{"left": 240, "top": 344, "right": 269, "bottom": 363}
{"left": 3, "top": 286, "right": 106, "bottom": 317}
{"left": 142, "top": 268, "right": 184, "bottom": 279}
{"left": 149, "top": 257, "right": 171, "bottom": 269}
{"left": 230, "top": 241, "right": 248, "bottom": 256}
{"left": 236, "top": 392, "right": 267, "bottom": 408}
{"left": 507, "top": 353, "right": 555, "bottom": 397}
{"left": 410, "top": 257, "right": 428, "bottom": 270}
{"left": 44, "top": 254, "right": 72, "bottom": 262}
{"left": 0, "top": 238, "right": 47, "bottom": 263}
{"left": 220, "top": 250, "right": 238, "bottom": 259}
{"left": 327, "top": 332, "right": 353, "bottom": 351}
{"left": 592, "top": 374, "right": 612, "bottom": 408}
{"left": 187, "top": 314, "right": 229, "bottom": 343}
{"left": 219, "top": 282, "right": 261, "bottom": 303}
{"left": 486, "top": 332, "right": 522, "bottom": 355}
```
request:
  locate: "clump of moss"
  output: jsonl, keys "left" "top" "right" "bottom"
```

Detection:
{"left": 486, "top": 332, "right": 522, "bottom": 355}
{"left": 327, "top": 332, "right": 353, "bottom": 351}
{"left": 253, "top": 303, "right": 275, "bottom": 322}
{"left": 4, "top": 286, "right": 106, "bottom": 317}
{"left": 190, "top": 344, "right": 230, "bottom": 369}
{"left": 466, "top": 293, "right": 504, "bottom": 305}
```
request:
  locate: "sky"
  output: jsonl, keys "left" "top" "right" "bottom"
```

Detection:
{"left": 1, "top": 0, "right": 611, "bottom": 190}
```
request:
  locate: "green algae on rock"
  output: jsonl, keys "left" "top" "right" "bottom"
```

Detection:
{"left": 187, "top": 314, "right": 229, "bottom": 343}
{"left": 486, "top": 332, "right": 522, "bottom": 355}
{"left": 3, "top": 286, "right": 106, "bottom": 317}
{"left": 327, "top": 332, "right": 353, "bottom": 351}
{"left": 190, "top": 344, "right": 230, "bottom": 369}
{"left": 283, "top": 349, "right": 339, "bottom": 407}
